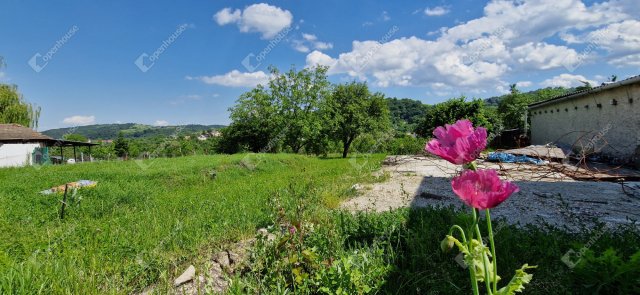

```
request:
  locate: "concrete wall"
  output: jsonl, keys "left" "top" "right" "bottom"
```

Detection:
{"left": 0, "top": 143, "right": 40, "bottom": 167}
{"left": 529, "top": 82, "right": 640, "bottom": 163}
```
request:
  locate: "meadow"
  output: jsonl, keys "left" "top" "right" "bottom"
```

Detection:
{"left": 0, "top": 154, "right": 384, "bottom": 294}
{"left": 1, "top": 154, "right": 639, "bottom": 294}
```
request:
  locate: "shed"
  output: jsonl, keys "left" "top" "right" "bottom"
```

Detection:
{"left": 0, "top": 124, "right": 97, "bottom": 167}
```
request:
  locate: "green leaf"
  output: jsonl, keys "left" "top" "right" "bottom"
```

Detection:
{"left": 496, "top": 264, "right": 537, "bottom": 295}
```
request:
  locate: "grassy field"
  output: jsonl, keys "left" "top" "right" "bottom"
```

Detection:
{"left": 0, "top": 154, "right": 384, "bottom": 294}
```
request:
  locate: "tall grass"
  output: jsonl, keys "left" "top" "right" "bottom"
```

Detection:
{"left": 0, "top": 154, "right": 384, "bottom": 294}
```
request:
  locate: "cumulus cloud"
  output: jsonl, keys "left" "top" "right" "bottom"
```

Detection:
{"left": 154, "top": 120, "right": 169, "bottom": 127}
{"left": 292, "top": 33, "right": 333, "bottom": 53}
{"left": 304, "top": 0, "right": 637, "bottom": 92}
{"left": 213, "top": 3, "right": 293, "bottom": 39}
{"left": 63, "top": 115, "right": 95, "bottom": 126}
{"left": 516, "top": 81, "right": 533, "bottom": 87}
{"left": 540, "top": 74, "right": 598, "bottom": 88}
{"left": 186, "top": 70, "right": 270, "bottom": 87}
{"left": 424, "top": 6, "right": 450, "bottom": 16}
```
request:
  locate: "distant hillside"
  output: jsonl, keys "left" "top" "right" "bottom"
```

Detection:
{"left": 42, "top": 123, "right": 226, "bottom": 140}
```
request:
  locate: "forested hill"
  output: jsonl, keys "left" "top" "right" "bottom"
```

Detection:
{"left": 42, "top": 123, "right": 225, "bottom": 140}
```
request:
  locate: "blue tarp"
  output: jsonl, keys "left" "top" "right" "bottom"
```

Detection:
{"left": 487, "top": 152, "right": 546, "bottom": 165}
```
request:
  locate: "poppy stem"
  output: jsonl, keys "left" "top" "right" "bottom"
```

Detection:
{"left": 486, "top": 209, "right": 498, "bottom": 293}
{"left": 473, "top": 208, "right": 492, "bottom": 295}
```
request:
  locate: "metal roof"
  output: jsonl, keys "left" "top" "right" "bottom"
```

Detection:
{"left": 528, "top": 75, "right": 640, "bottom": 109}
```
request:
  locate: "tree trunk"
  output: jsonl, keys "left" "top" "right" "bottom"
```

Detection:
{"left": 342, "top": 137, "right": 353, "bottom": 158}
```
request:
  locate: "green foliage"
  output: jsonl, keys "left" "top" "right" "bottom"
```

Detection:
{"left": 0, "top": 154, "right": 385, "bottom": 294}
{"left": 233, "top": 186, "right": 393, "bottom": 295}
{"left": 498, "top": 85, "right": 568, "bottom": 130}
{"left": 572, "top": 248, "right": 640, "bottom": 294}
{"left": 386, "top": 97, "right": 429, "bottom": 133}
{"left": 322, "top": 82, "right": 391, "bottom": 158}
{"left": 63, "top": 133, "right": 88, "bottom": 142}
{"left": 0, "top": 84, "right": 40, "bottom": 128}
{"left": 113, "top": 132, "right": 129, "bottom": 158}
{"left": 221, "top": 66, "right": 331, "bottom": 154}
{"left": 415, "top": 96, "right": 495, "bottom": 137}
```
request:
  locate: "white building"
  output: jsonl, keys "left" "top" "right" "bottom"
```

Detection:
{"left": 528, "top": 75, "right": 640, "bottom": 166}
{"left": 0, "top": 124, "right": 97, "bottom": 168}
{"left": 0, "top": 124, "right": 54, "bottom": 167}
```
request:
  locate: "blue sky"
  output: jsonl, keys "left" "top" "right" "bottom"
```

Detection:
{"left": 0, "top": 0, "right": 638, "bottom": 130}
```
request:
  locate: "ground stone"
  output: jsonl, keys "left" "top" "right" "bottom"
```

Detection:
{"left": 174, "top": 265, "right": 196, "bottom": 287}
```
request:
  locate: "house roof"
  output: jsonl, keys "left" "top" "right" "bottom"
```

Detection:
{"left": 0, "top": 124, "right": 97, "bottom": 146}
{"left": 528, "top": 75, "right": 640, "bottom": 109}
{"left": 0, "top": 124, "right": 54, "bottom": 143}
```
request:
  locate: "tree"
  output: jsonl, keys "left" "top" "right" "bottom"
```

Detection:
{"left": 322, "top": 82, "right": 391, "bottom": 158}
{"left": 221, "top": 86, "right": 281, "bottom": 153}
{"left": 498, "top": 85, "right": 569, "bottom": 130}
{"left": 268, "top": 65, "right": 331, "bottom": 153}
{"left": 415, "top": 96, "right": 494, "bottom": 137}
{"left": 0, "top": 84, "right": 41, "bottom": 128}
{"left": 220, "top": 66, "right": 331, "bottom": 154}
{"left": 113, "top": 132, "right": 129, "bottom": 158}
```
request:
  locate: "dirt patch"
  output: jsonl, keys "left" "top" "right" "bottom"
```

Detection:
{"left": 342, "top": 155, "right": 640, "bottom": 232}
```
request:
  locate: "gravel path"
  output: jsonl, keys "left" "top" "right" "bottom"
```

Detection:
{"left": 342, "top": 156, "right": 640, "bottom": 232}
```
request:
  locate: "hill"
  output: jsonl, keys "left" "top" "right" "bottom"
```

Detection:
{"left": 42, "top": 123, "right": 226, "bottom": 139}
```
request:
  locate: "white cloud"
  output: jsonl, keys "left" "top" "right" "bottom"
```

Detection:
{"left": 63, "top": 115, "right": 95, "bottom": 126}
{"left": 293, "top": 33, "right": 333, "bottom": 53}
{"left": 516, "top": 81, "right": 533, "bottom": 87}
{"left": 213, "top": 3, "right": 293, "bottom": 39}
{"left": 610, "top": 53, "right": 640, "bottom": 67}
{"left": 304, "top": 0, "right": 637, "bottom": 92}
{"left": 154, "top": 120, "right": 169, "bottom": 127}
{"left": 540, "top": 74, "right": 598, "bottom": 88}
{"left": 511, "top": 42, "right": 580, "bottom": 70}
{"left": 424, "top": 6, "right": 450, "bottom": 16}
{"left": 381, "top": 11, "right": 391, "bottom": 21}
{"left": 186, "top": 70, "right": 270, "bottom": 87}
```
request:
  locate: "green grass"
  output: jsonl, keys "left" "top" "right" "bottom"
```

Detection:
{"left": 0, "top": 153, "right": 384, "bottom": 294}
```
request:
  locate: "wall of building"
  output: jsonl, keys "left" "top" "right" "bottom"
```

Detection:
{"left": 529, "top": 82, "right": 639, "bottom": 163}
{"left": 0, "top": 143, "right": 41, "bottom": 167}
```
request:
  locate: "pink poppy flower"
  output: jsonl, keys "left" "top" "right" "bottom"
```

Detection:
{"left": 425, "top": 119, "right": 487, "bottom": 165}
{"left": 451, "top": 169, "right": 519, "bottom": 210}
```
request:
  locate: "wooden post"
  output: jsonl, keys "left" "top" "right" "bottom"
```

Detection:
{"left": 73, "top": 145, "right": 77, "bottom": 162}
{"left": 60, "top": 146, "right": 64, "bottom": 163}
{"left": 60, "top": 184, "right": 68, "bottom": 219}
{"left": 88, "top": 145, "right": 92, "bottom": 162}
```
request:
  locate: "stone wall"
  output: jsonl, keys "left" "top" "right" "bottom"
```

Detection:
{"left": 529, "top": 82, "right": 639, "bottom": 164}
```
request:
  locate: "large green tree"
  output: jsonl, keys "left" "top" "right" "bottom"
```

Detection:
{"left": 269, "top": 65, "right": 330, "bottom": 153}
{"left": 220, "top": 66, "right": 331, "bottom": 154}
{"left": 0, "top": 61, "right": 41, "bottom": 129}
{"left": 322, "top": 82, "right": 391, "bottom": 158}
